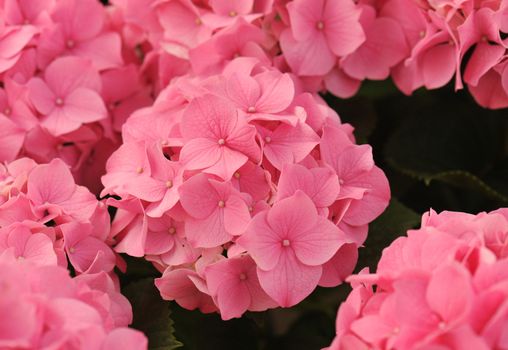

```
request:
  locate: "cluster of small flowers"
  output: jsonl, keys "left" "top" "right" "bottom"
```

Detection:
{"left": 0, "top": 252, "right": 146, "bottom": 349}
{"left": 111, "top": 0, "right": 508, "bottom": 110}
{"left": 0, "top": 157, "right": 116, "bottom": 274}
{"left": 327, "top": 209, "right": 508, "bottom": 350}
{"left": 102, "top": 57, "right": 391, "bottom": 320}
{"left": 0, "top": 157, "right": 148, "bottom": 349}
{"left": 0, "top": 0, "right": 152, "bottom": 193}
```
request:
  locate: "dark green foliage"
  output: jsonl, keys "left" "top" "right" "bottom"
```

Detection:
{"left": 124, "top": 279, "right": 182, "bottom": 350}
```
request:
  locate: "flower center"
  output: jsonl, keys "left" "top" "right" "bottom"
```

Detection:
{"left": 316, "top": 21, "right": 324, "bottom": 30}
{"left": 247, "top": 106, "right": 256, "bottom": 113}
{"left": 419, "top": 30, "right": 425, "bottom": 38}
{"left": 218, "top": 200, "right": 225, "bottom": 208}
{"left": 239, "top": 273, "right": 247, "bottom": 281}
{"left": 66, "top": 39, "right": 75, "bottom": 49}
{"left": 229, "top": 10, "right": 237, "bottom": 17}
{"left": 168, "top": 227, "right": 176, "bottom": 234}
{"left": 282, "top": 239, "right": 290, "bottom": 247}
{"left": 3, "top": 107, "right": 11, "bottom": 115}
{"left": 55, "top": 97, "right": 64, "bottom": 106}
{"left": 218, "top": 138, "right": 226, "bottom": 145}
{"left": 234, "top": 172, "right": 241, "bottom": 179}
{"left": 264, "top": 136, "right": 272, "bottom": 143}
{"left": 195, "top": 18, "right": 202, "bottom": 25}
{"left": 166, "top": 180, "right": 173, "bottom": 188}
{"left": 69, "top": 247, "right": 75, "bottom": 253}
{"left": 136, "top": 167, "right": 144, "bottom": 174}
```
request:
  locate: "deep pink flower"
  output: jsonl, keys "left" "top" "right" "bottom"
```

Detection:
{"left": 0, "top": 223, "right": 57, "bottom": 266}
{"left": 205, "top": 255, "right": 276, "bottom": 319}
{"left": 327, "top": 208, "right": 508, "bottom": 350}
{"left": 179, "top": 94, "right": 261, "bottom": 180}
{"left": 27, "top": 56, "right": 107, "bottom": 136}
{"left": 277, "top": 163, "right": 340, "bottom": 216}
{"left": 341, "top": 5, "right": 408, "bottom": 80}
{"left": 238, "top": 191, "right": 345, "bottom": 306}
{"left": 37, "top": 0, "right": 123, "bottom": 70}
{"left": 0, "top": 21, "right": 37, "bottom": 73}
{"left": 27, "top": 158, "right": 98, "bottom": 221}
{"left": 321, "top": 125, "right": 390, "bottom": 227}
{"left": 280, "top": 0, "right": 365, "bottom": 76}
{"left": 0, "top": 254, "right": 147, "bottom": 350}
{"left": 258, "top": 120, "right": 320, "bottom": 171}
{"left": 225, "top": 70, "right": 298, "bottom": 124}
{"left": 179, "top": 174, "right": 251, "bottom": 248}
{"left": 156, "top": 267, "right": 218, "bottom": 313}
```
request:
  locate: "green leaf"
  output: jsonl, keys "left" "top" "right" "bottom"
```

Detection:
{"left": 359, "top": 198, "right": 421, "bottom": 270}
{"left": 123, "top": 278, "right": 182, "bottom": 350}
{"left": 383, "top": 94, "right": 508, "bottom": 204}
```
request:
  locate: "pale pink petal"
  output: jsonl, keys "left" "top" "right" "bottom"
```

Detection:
{"left": 179, "top": 174, "right": 220, "bottom": 219}
{"left": 426, "top": 263, "right": 473, "bottom": 323}
{"left": 63, "top": 87, "right": 107, "bottom": 123}
{"left": 181, "top": 94, "right": 238, "bottom": 140}
{"left": 203, "top": 146, "right": 249, "bottom": 181}
{"left": 22, "top": 233, "right": 58, "bottom": 266}
{"left": 261, "top": 122, "right": 320, "bottom": 170}
{"left": 319, "top": 243, "right": 358, "bottom": 287}
{"left": 267, "top": 191, "right": 318, "bottom": 240}
{"left": 292, "top": 213, "right": 344, "bottom": 265}
{"left": 287, "top": 0, "right": 324, "bottom": 42}
{"left": 223, "top": 194, "right": 251, "bottom": 235}
{"left": 280, "top": 29, "right": 336, "bottom": 76}
{"left": 226, "top": 73, "right": 261, "bottom": 110}
{"left": 323, "top": 0, "right": 365, "bottom": 57}
{"left": 179, "top": 138, "right": 222, "bottom": 171}
{"left": 72, "top": 32, "right": 123, "bottom": 70}
{"left": 257, "top": 249, "right": 322, "bottom": 307}
{"left": 341, "top": 17, "right": 407, "bottom": 80}
{"left": 41, "top": 107, "right": 82, "bottom": 136}
{"left": 237, "top": 211, "right": 282, "bottom": 271}
{"left": 464, "top": 43, "right": 505, "bottom": 87}
{"left": 254, "top": 71, "right": 294, "bottom": 113}
{"left": 27, "top": 158, "right": 75, "bottom": 205}
{"left": 44, "top": 56, "right": 101, "bottom": 96}
{"left": 324, "top": 68, "right": 362, "bottom": 99}
{"left": 421, "top": 44, "right": 456, "bottom": 90}
{"left": 26, "top": 77, "right": 55, "bottom": 115}
{"left": 102, "top": 328, "right": 148, "bottom": 350}
{"left": 185, "top": 212, "right": 230, "bottom": 248}
{"left": 205, "top": 258, "right": 252, "bottom": 320}
{"left": 469, "top": 68, "right": 508, "bottom": 109}
{"left": 0, "top": 115, "right": 24, "bottom": 161}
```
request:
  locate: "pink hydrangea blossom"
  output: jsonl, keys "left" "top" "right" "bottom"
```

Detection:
{"left": 0, "top": 157, "right": 116, "bottom": 274}
{"left": 103, "top": 57, "right": 390, "bottom": 319}
{"left": 237, "top": 191, "right": 346, "bottom": 307}
{"left": 0, "top": 253, "right": 146, "bottom": 350}
{"left": 326, "top": 209, "right": 508, "bottom": 350}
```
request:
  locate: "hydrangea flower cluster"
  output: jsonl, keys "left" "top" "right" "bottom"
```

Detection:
{"left": 0, "top": 0, "right": 152, "bottom": 193}
{"left": 0, "top": 157, "right": 117, "bottom": 274}
{"left": 327, "top": 209, "right": 508, "bottom": 350}
{"left": 0, "top": 252, "right": 146, "bottom": 350}
{"left": 110, "top": 0, "right": 508, "bottom": 110}
{"left": 102, "top": 58, "right": 391, "bottom": 319}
